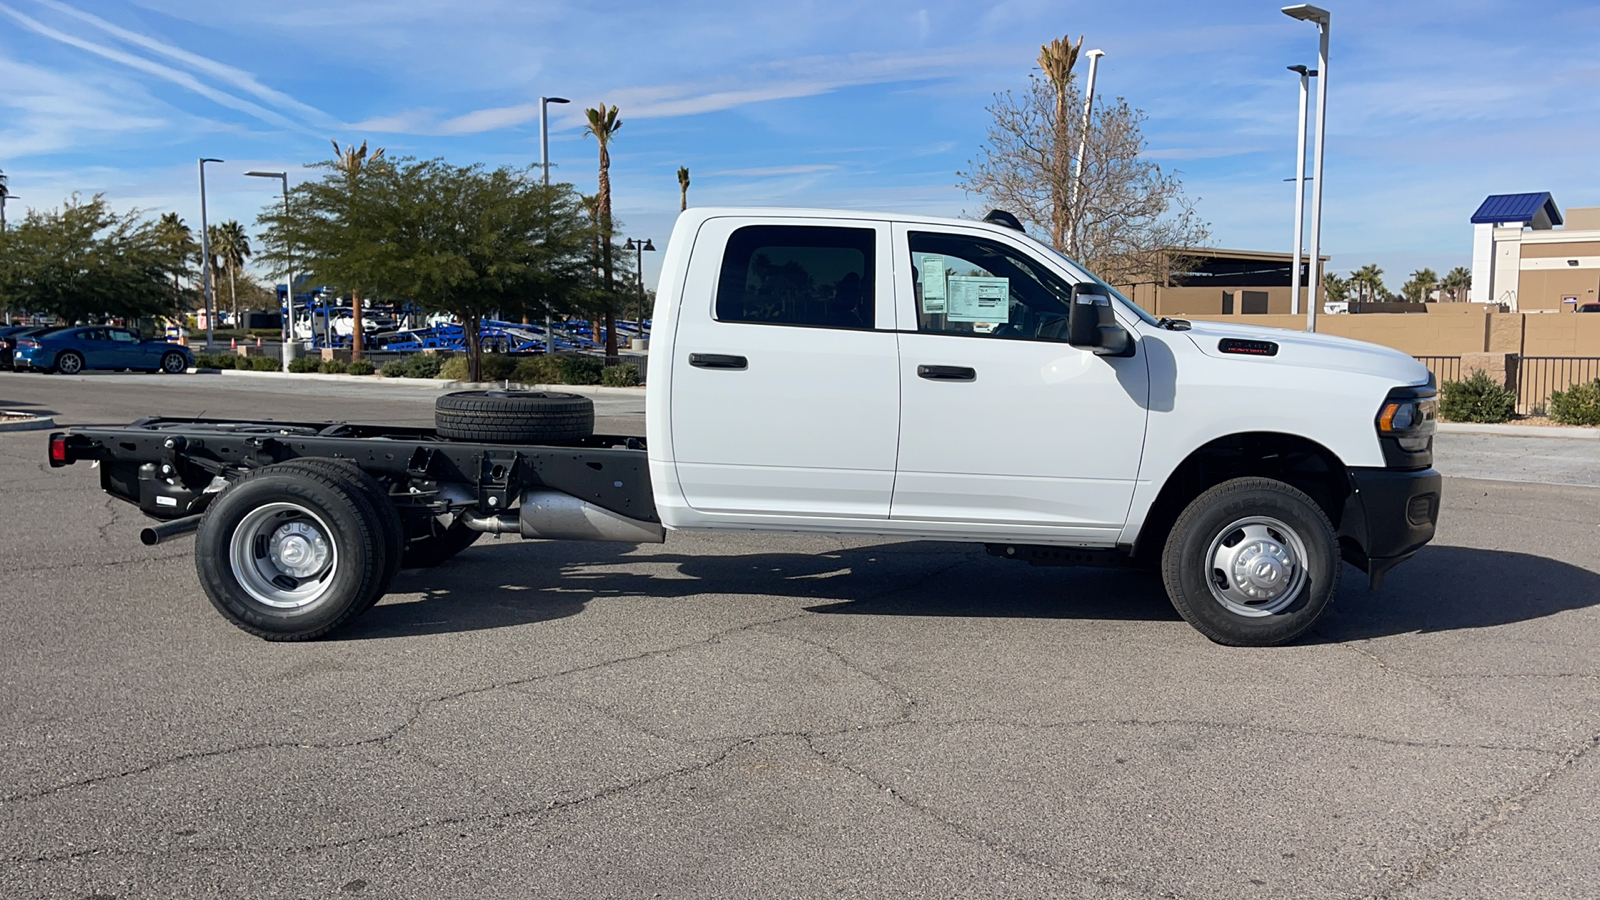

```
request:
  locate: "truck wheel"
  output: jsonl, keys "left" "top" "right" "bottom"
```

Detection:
{"left": 1161, "top": 477, "right": 1340, "bottom": 647}
{"left": 401, "top": 521, "right": 482, "bottom": 568}
{"left": 55, "top": 351, "right": 84, "bottom": 375}
{"left": 195, "top": 465, "right": 389, "bottom": 641}
{"left": 434, "top": 390, "right": 594, "bottom": 443}
{"left": 270, "top": 459, "right": 404, "bottom": 607}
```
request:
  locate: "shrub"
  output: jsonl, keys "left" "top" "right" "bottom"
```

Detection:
{"left": 1548, "top": 379, "right": 1600, "bottom": 427}
{"left": 553, "top": 354, "right": 603, "bottom": 385}
{"left": 319, "top": 358, "right": 348, "bottom": 375}
{"left": 250, "top": 356, "right": 280, "bottom": 371}
{"left": 436, "top": 355, "right": 469, "bottom": 381}
{"left": 601, "top": 363, "right": 640, "bottom": 387}
{"left": 288, "top": 355, "right": 321, "bottom": 373}
{"left": 513, "top": 355, "right": 559, "bottom": 385}
{"left": 346, "top": 359, "right": 376, "bottom": 376}
{"left": 209, "top": 354, "right": 236, "bottom": 369}
{"left": 380, "top": 353, "right": 444, "bottom": 379}
{"left": 1440, "top": 371, "right": 1515, "bottom": 423}
{"left": 191, "top": 352, "right": 217, "bottom": 369}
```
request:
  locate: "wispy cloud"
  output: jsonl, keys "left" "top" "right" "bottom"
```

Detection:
{"left": 707, "top": 164, "right": 840, "bottom": 177}
{"left": 0, "top": 1, "right": 316, "bottom": 134}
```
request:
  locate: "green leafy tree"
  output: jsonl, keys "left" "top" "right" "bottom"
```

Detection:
{"left": 1348, "top": 264, "right": 1385, "bottom": 304}
{"left": 0, "top": 194, "right": 170, "bottom": 323}
{"left": 1402, "top": 267, "right": 1438, "bottom": 303}
{"left": 256, "top": 157, "right": 595, "bottom": 382}
{"left": 152, "top": 212, "right": 198, "bottom": 321}
{"left": 1321, "top": 272, "right": 1350, "bottom": 304}
{"left": 331, "top": 139, "right": 385, "bottom": 359}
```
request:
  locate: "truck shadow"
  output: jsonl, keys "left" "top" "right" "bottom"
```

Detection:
{"left": 342, "top": 540, "right": 1599, "bottom": 643}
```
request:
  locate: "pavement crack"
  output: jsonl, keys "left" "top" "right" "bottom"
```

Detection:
{"left": 1377, "top": 728, "right": 1600, "bottom": 898}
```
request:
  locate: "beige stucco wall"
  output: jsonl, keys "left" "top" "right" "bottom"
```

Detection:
{"left": 1566, "top": 207, "right": 1600, "bottom": 230}
{"left": 1145, "top": 286, "right": 1306, "bottom": 316}
{"left": 1518, "top": 269, "right": 1600, "bottom": 312}
{"left": 1523, "top": 313, "right": 1600, "bottom": 356}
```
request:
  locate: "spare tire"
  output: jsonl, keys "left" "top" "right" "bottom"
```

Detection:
{"left": 434, "top": 389, "right": 595, "bottom": 443}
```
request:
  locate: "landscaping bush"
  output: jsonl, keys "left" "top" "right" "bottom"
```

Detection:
{"left": 553, "top": 354, "right": 603, "bottom": 385}
{"left": 436, "top": 355, "right": 469, "bottom": 381}
{"left": 208, "top": 354, "right": 236, "bottom": 369}
{"left": 288, "top": 355, "right": 321, "bottom": 373}
{"left": 601, "top": 363, "right": 640, "bottom": 387}
{"left": 437, "top": 353, "right": 515, "bottom": 382}
{"left": 249, "top": 356, "right": 279, "bottom": 371}
{"left": 1440, "top": 371, "right": 1515, "bottom": 423}
{"left": 319, "top": 358, "right": 348, "bottom": 375}
{"left": 512, "top": 355, "right": 560, "bottom": 385}
{"left": 191, "top": 352, "right": 218, "bottom": 368}
{"left": 379, "top": 354, "right": 444, "bottom": 378}
{"left": 346, "top": 359, "right": 376, "bottom": 376}
{"left": 1548, "top": 379, "right": 1600, "bottom": 427}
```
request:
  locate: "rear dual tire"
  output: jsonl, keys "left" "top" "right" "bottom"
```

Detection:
{"left": 196, "top": 463, "right": 391, "bottom": 641}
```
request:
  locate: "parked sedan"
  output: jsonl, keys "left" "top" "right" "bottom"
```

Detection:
{"left": 13, "top": 326, "right": 194, "bottom": 375}
{"left": 0, "top": 325, "right": 58, "bottom": 369}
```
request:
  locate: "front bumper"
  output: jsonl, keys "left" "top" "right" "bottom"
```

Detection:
{"left": 1338, "top": 466, "right": 1442, "bottom": 588}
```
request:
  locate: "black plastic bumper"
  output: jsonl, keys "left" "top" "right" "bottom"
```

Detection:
{"left": 1338, "top": 467, "right": 1442, "bottom": 589}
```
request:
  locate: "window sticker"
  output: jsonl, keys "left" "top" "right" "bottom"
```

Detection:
{"left": 919, "top": 255, "right": 947, "bottom": 313}
{"left": 946, "top": 276, "right": 1010, "bottom": 323}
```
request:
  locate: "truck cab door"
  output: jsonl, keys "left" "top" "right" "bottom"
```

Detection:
{"left": 889, "top": 223, "right": 1150, "bottom": 543}
{"left": 665, "top": 217, "right": 900, "bottom": 524}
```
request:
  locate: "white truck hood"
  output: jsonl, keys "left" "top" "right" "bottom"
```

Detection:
{"left": 1176, "top": 319, "right": 1431, "bottom": 386}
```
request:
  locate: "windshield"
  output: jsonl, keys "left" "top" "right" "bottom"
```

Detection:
{"left": 1022, "top": 234, "right": 1161, "bottom": 327}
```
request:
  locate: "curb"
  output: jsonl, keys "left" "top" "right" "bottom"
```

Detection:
{"left": 0, "top": 413, "right": 56, "bottom": 432}
{"left": 186, "top": 368, "right": 646, "bottom": 396}
{"left": 1439, "top": 422, "right": 1600, "bottom": 440}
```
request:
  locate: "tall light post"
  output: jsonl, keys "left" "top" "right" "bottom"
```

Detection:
{"left": 1067, "top": 48, "right": 1105, "bottom": 257}
{"left": 0, "top": 194, "right": 18, "bottom": 234}
{"left": 623, "top": 237, "right": 656, "bottom": 345}
{"left": 246, "top": 171, "right": 293, "bottom": 371}
{"left": 539, "top": 96, "right": 570, "bottom": 187}
{"left": 1287, "top": 64, "right": 1317, "bottom": 316}
{"left": 1283, "top": 4, "right": 1329, "bottom": 332}
{"left": 197, "top": 157, "right": 223, "bottom": 348}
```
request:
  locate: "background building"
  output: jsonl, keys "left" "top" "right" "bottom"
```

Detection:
{"left": 1118, "top": 248, "right": 1327, "bottom": 318}
{"left": 1470, "top": 193, "right": 1600, "bottom": 312}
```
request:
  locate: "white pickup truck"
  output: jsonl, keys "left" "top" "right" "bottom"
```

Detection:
{"left": 49, "top": 207, "right": 1440, "bottom": 647}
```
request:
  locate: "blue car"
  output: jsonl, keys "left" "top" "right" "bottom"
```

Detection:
{"left": 13, "top": 326, "right": 194, "bottom": 375}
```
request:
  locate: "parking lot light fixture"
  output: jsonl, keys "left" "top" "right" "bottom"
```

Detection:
{"left": 540, "top": 97, "right": 570, "bottom": 187}
{"left": 1282, "top": 4, "right": 1329, "bottom": 332}
{"left": 198, "top": 158, "right": 223, "bottom": 348}
{"left": 1287, "top": 64, "right": 1316, "bottom": 316}
{"left": 624, "top": 237, "right": 656, "bottom": 338}
{"left": 246, "top": 171, "right": 293, "bottom": 371}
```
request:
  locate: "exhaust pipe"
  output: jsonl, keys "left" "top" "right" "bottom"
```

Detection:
{"left": 461, "top": 490, "right": 664, "bottom": 544}
{"left": 140, "top": 514, "right": 202, "bottom": 546}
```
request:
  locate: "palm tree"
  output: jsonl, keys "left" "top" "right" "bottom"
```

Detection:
{"left": 1038, "top": 34, "right": 1083, "bottom": 250}
{"left": 153, "top": 213, "right": 197, "bottom": 323}
{"left": 1406, "top": 267, "right": 1439, "bottom": 303}
{"left": 677, "top": 166, "right": 691, "bottom": 212}
{"left": 0, "top": 167, "right": 9, "bottom": 232}
{"left": 332, "top": 139, "right": 385, "bottom": 359}
{"left": 212, "top": 220, "right": 251, "bottom": 324}
{"left": 584, "top": 103, "right": 623, "bottom": 359}
{"left": 1321, "top": 272, "right": 1350, "bottom": 305}
{"left": 1350, "top": 264, "right": 1385, "bottom": 304}
{"left": 1441, "top": 266, "right": 1472, "bottom": 302}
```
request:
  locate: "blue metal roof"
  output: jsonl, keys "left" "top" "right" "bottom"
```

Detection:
{"left": 1470, "top": 192, "right": 1563, "bottom": 225}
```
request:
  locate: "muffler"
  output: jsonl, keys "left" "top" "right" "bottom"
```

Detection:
{"left": 461, "top": 490, "right": 664, "bottom": 543}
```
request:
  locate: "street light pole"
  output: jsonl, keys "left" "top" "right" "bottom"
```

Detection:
{"left": 198, "top": 157, "right": 223, "bottom": 348}
{"left": 539, "top": 96, "right": 570, "bottom": 187}
{"left": 1067, "top": 48, "right": 1105, "bottom": 257}
{"left": 246, "top": 171, "right": 292, "bottom": 371}
{"left": 0, "top": 195, "right": 17, "bottom": 234}
{"left": 624, "top": 237, "right": 656, "bottom": 346}
{"left": 1283, "top": 4, "right": 1330, "bottom": 333}
{"left": 1287, "top": 64, "right": 1316, "bottom": 317}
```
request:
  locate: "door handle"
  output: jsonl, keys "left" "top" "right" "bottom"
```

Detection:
{"left": 917, "top": 364, "right": 976, "bottom": 382}
{"left": 689, "top": 353, "right": 748, "bottom": 370}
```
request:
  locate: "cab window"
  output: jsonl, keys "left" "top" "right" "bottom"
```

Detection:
{"left": 715, "top": 225, "right": 875, "bottom": 330}
{"left": 909, "top": 231, "right": 1076, "bottom": 340}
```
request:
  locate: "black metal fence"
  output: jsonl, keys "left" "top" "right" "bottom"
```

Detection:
{"left": 1516, "top": 357, "right": 1600, "bottom": 415}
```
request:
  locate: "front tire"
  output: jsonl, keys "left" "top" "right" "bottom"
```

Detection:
{"left": 160, "top": 351, "right": 188, "bottom": 374}
{"left": 195, "top": 464, "right": 389, "bottom": 640}
{"left": 1161, "top": 477, "right": 1340, "bottom": 647}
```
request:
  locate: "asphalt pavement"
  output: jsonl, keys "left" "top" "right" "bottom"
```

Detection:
{"left": 2, "top": 371, "right": 1598, "bottom": 899}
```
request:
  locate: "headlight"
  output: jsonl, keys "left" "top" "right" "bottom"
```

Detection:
{"left": 1376, "top": 388, "right": 1438, "bottom": 452}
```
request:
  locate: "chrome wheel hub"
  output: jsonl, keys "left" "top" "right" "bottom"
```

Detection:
{"left": 1205, "top": 517, "right": 1308, "bottom": 617}
{"left": 228, "top": 502, "right": 339, "bottom": 610}
{"left": 269, "top": 522, "right": 329, "bottom": 579}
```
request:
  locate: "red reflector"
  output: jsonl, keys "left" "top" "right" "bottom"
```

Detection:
{"left": 49, "top": 436, "right": 68, "bottom": 463}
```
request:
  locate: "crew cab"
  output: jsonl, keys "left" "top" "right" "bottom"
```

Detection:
{"left": 47, "top": 208, "right": 1441, "bottom": 647}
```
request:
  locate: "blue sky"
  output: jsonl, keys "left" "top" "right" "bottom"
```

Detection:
{"left": 3, "top": 0, "right": 1598, "bottom": 292}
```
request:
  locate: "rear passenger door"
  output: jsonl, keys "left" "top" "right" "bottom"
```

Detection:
{"left": 668, "top": 217, "right": 900, "bottom": 521}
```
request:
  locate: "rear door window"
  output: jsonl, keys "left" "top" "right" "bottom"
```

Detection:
{"left": 715, "top": 225, "right": 875, "bottom": 330}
